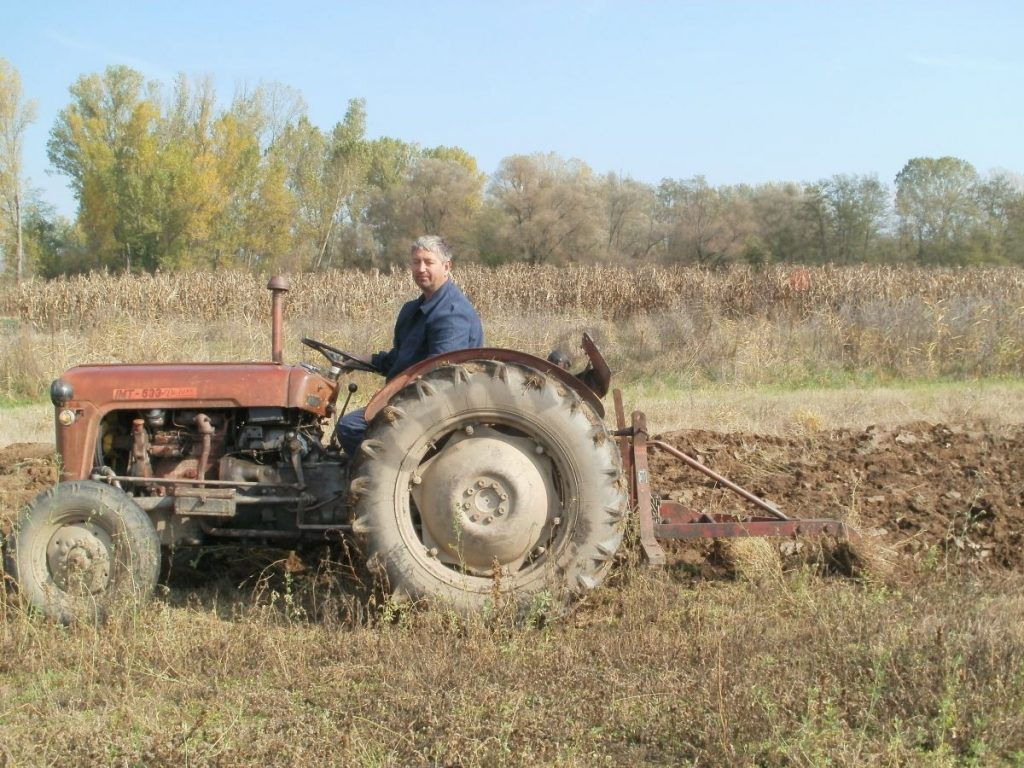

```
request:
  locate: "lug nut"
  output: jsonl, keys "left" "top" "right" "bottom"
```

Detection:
{"left": 428, "top": 547, "right": 438, "bottom": 558}
{"left": 552, "top": 517, "right": 561, "bottom": 525}
{"left": 477, "top": 479, "right": 485, "bottom": 487}
{"left": 464, "top": 425, "right": 475, "bottom": 435}
{"left": 499, "top": 493, "right": 507, "bottom": 500}
{"left": 484, "top": 517, "right": 492, "bottom": 524}
{"left": 411, "top": 474, "right": 422, "bottom": 485}
{"left": 535, "top": 444, "right": 544, "bottom": 454}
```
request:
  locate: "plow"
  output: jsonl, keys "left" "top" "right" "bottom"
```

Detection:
{"left": 613, "top": 393, "right": 852, "bottom": 567}
{"left": 6, "top": 277, "right": 852, "bottom": 621}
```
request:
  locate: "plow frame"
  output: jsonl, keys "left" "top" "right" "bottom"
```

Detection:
{"left": 611, "top": 389, "right": 853, "bottom": 566}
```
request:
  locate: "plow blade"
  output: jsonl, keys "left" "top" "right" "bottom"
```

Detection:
{"left": 611, "top": 389, "right": 853, "bottom": 566}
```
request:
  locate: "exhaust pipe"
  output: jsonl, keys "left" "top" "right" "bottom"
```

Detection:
{"left": 267, "top": 275, "right": 291, "bottom": 363}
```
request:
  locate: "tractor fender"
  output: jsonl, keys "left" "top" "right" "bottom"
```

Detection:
{"left": 363, "top": 347, "right": 606, "bottom": 422}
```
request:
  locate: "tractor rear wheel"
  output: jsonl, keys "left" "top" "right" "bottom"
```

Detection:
{"left": 350, "top": 360, "right": 626, "bottom": 614}
{"left": 5, "top": 481, "right": 161, "bottom": 623}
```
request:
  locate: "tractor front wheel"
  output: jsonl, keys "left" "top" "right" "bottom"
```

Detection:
{"left": 350, "top": 360, "right": 627, "bottom": 615}
{"left": 5, "top": 481, "right": 161, "bottom": 622}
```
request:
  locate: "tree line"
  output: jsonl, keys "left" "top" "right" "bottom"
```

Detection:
{"left": 2, "top": 61, "right": 1024, "bottom": 280}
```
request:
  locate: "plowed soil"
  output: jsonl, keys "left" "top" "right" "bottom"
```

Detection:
{"left": 649, "top": 422, "right": 1024, "bottom": 570}
{"left": 2, "top": 422, "right": 1022, "bottom": 569}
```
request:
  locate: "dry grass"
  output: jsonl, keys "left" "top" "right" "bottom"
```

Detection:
{"left": 0, "top": 557, "right": 1021, "bottom": 767}
{"left": 3, "top": 264, "right": 1024, "bottom": 402}
{"left": 5, "top": 264, "right": 1024, "bottom": 327}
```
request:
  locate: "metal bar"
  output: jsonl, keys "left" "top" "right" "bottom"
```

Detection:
{"left": 135, "top": 493, "right": 310, "bottom": 510}
{"left": 91, "top": 473, "right": 299, "bottom": 490}
{"left": 267, "top": 275, "right": 291, "bottom": 364}
{"left": 647, "top": 439, "right": 789, "bottom": 520}
{"left": 200, "top": 522, "right": 300, "bottom": 540}
{"left": 655, "top": 519, "right": 849, "bottom": 540}
{"left": 632, "top": 411, "right": 666, "bottom": 566}
{"left": 294, "top": 522, "right": 353, "bottom": 532}
{"left": 612, "top": 389, "right": 633, "bottom": 507}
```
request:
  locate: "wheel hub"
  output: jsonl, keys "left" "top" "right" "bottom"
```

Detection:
{"left": 412, "top": 427, "right": 557, "bottom": 573}
{"left": 46, "top": 523, "right": 113, "bottom": 595}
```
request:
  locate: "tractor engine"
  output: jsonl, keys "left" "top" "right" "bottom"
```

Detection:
{"left": 98, "top": 406, "right": 348, "bottom": 546}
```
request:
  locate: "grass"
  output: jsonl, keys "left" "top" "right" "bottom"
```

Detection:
{"left": 1, "top": 558, "right": 1021, "bottom": 766}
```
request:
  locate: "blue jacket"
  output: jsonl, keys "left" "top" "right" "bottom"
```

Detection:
{"left": 371, "top": 279, "right": 484, "bottom": 380}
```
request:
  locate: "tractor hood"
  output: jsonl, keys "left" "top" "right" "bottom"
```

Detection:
{"left": 51, "top": 362, "right": 338, "bottom": 481}
{"left": 55, "top": 362, "right": 336, "bottom": 414}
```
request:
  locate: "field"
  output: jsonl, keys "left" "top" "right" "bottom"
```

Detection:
{"left": 1, "top": 266, "right": 1023, "bottom": 766}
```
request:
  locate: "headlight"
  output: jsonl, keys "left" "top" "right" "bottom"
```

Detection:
{"left": 58, "top": 409, "right": 76, "bottom": 426}
{"left": 50, "top": 379, "right": 73, "bottom": 407}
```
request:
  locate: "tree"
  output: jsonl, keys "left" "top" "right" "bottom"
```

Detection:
{"left": 895, "top": 156, "right": 981, "bottom": 263}
{"left": 0, "top": 59, "right": 37, "bottom": 282}
{"left": 22, "top": 202, "right": 77, "bottom": 278}
{"left": 279, "top": 99, "right": 368, "bottom": 269}
{"left": 600, "top": 173, "right": 665, "bottom": 261}
{"left": 48, "top": 65, "right": 165, "bottom": 270}
{"left": 488, "top": 152, "right": 601, "bottom": 265}
{"left": 806, "top": 174, "right": 888, "bottom": 264}
{"left": 971, "top": 170, "right": 1024, "bottom": 262}
{"left": 657, "top": 176, "right": 753, "bottom": 265}
{"left": 369, "top": 147, "right": 485, "bottom": 263}
{"left": 154, "top": 74, "right": 226, "bottom": 268}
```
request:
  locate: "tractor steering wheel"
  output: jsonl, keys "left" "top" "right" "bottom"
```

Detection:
{"left": 301, "top": 337, "right": 381, "bottom": 374}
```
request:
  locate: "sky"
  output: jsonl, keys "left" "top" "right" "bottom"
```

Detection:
{"left": 4, "top": 0, "right": 1024, "bottom": 218}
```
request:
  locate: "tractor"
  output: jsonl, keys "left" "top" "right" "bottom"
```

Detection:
{"left": 5, "top": 277, "right": 851, "bottom": 622}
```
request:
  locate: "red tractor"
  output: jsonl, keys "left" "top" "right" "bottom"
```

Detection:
{"left": 6, "top": 278, "right": 626, "bottom": 621}
{"left": 6, "top": 277, "right": 851, "bottom": 622}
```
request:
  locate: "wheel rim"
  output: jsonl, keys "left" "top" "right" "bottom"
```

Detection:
{"left": 396, "top": 415, "right": 577, "bottom": 584}
{"left": 45, "top": 521, "right": 114, "bottom": 595}
{"left": 412, "top": 427, "right": 555, "bottom": 572}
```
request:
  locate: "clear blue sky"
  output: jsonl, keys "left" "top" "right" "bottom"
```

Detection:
{"left": 5, "top": 0, "right": 1024, "bottom": 218}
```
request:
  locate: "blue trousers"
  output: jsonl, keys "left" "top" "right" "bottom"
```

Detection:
{"left": 337, "top": 407, "right": 368, "bottom": 457}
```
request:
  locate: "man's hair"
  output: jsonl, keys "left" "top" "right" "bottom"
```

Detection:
{"left": 411, "top": 235, "right": 452, "bottom": 264}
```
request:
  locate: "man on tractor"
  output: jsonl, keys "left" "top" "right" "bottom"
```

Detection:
{"left": 337, "top": 235, "right": 484, "bottom": 455}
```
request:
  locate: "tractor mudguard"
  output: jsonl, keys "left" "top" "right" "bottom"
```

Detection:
{"left": 364, "top": 341, "right": 609, "bottom": 422}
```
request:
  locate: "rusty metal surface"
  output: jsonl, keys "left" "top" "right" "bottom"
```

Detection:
{"left": 612, "top": 389, "right": 632, "bottom": 506}
{"left": 580, "top": 332, "right": 611, "bottom": 397}
{"left": 615, "top": 406, "right": 851, "bottom": 560}
{"left": 55, "top": 363, "right": 337, "bottom": 480}
{"left": 173, "top": 486, "right": 236, "bottom": 517}
{"left": 656, "top": 500, "right": 853, "bottom": 539}
{"left": 363, "top": 347, "right": 606, "bottom": 423}
{"left": 199, "top": 522, "right": 299, "bottom": 540}
{"left": 90, "top": 473, "right": 299, "bottom": 489}
{"left": 267, "top": 275, "right": 291, "bottom": 364}
{"left": 631, "top": 411, "right": 666, "bottom": 567}
{"left": 655, "top": 519, "right": 850, "bottom": 540}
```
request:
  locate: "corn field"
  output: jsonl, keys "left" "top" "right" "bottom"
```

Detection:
{"left": 6, "top": 264, "right": 1024, "bottom": 327}
{"left": 3, "top": 264, "right": 1024, "bottom": 401}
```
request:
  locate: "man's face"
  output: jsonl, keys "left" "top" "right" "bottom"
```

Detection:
{"left": 410, "top": 247, "right": 451, "bottom": 296}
